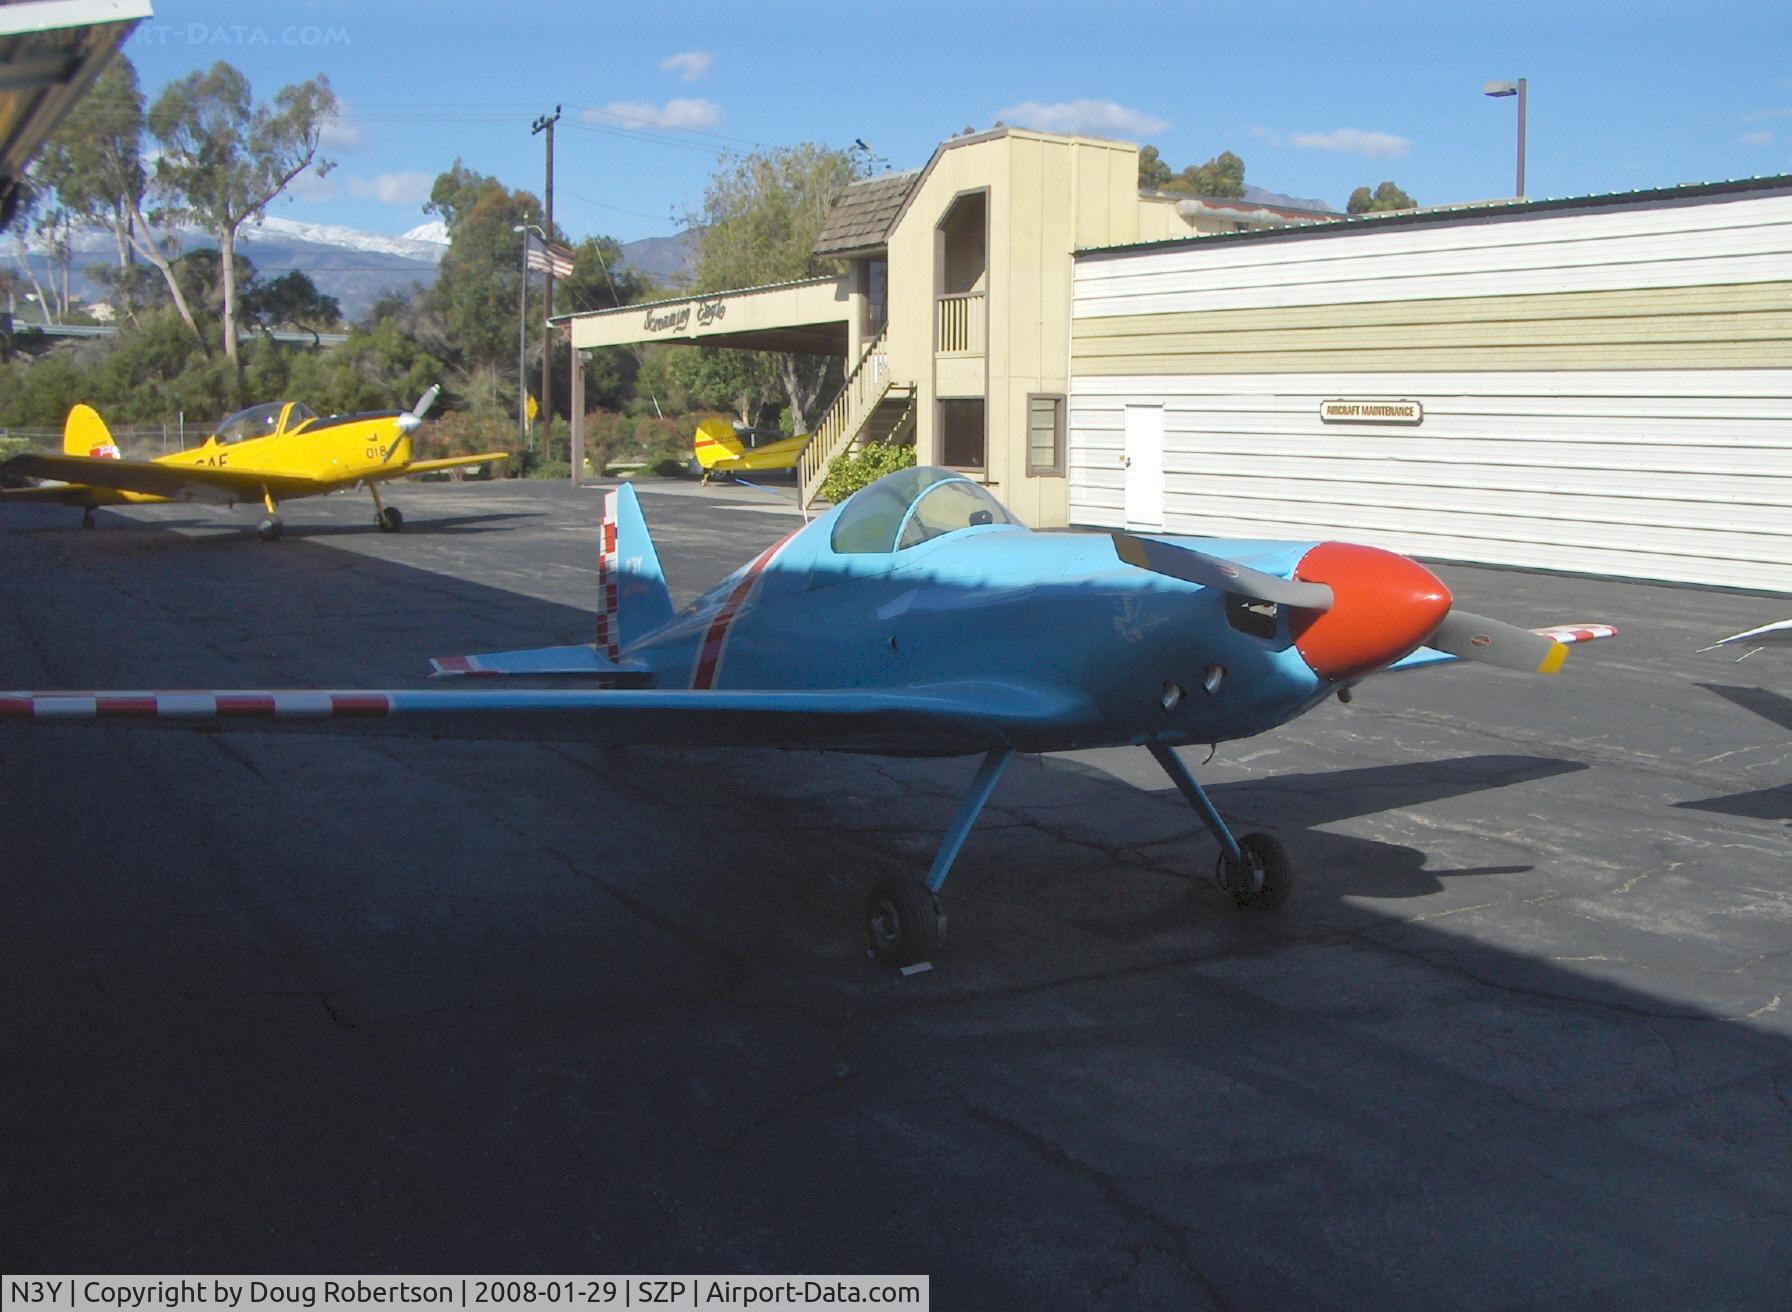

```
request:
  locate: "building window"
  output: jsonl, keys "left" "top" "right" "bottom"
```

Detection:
{"left": 1026, "top": 394, "right": 1065, "bottom": 476}
{"left": 939, "top": 398, "right": 985, "bottom": 470}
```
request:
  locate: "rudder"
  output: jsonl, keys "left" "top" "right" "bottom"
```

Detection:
{"left": 596, "top": 483, "right": 674, "bottom": 660}
{"left": 64, "top": 405, "right": 120, "bottom": 459}
{"left": 691, "top": 417, "right": 743, "bottom": 471}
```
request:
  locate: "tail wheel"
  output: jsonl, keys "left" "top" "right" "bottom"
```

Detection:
{"left": 1219, "top": 832, "right": 1292, "bottom": 910}
{"left": 866, "top": 878, "right": 944, "bottom": 966}
{"left": 377, "top": 506, "right": 404, "bottom": 533}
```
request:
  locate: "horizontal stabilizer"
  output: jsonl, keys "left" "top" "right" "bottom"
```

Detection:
{"left": 430, "top": 644, "right": 644, "bottom": 678}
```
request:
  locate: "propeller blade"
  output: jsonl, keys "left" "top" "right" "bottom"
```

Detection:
{"left": 1113, "top": 533, "right": 1334, "bottom": 611}
{"left": 1428, "top": 610, "right": 1570, "bottom": 674}
{"left": 392, "top": 386, "right": 441, "bottom": 442}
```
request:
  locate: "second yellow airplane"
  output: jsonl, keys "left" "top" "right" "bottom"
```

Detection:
{"left": 0, "top": 388, "right": 506, "bottom": 540}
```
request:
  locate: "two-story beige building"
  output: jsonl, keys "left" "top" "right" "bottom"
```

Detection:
{"left": 560, "top": 126, "right": 1322, "bottom": 528}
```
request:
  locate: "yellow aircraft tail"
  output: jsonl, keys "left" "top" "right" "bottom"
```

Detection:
{"left": 692, "top": 417, "right": 744, "bottom": 471}
{"left": 64, "top": 405, "right": 120, "bottom": 460}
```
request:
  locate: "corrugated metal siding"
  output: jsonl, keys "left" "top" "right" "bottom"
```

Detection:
{"left": 1068, "top": 191, "right": 1792, "bottom": 593}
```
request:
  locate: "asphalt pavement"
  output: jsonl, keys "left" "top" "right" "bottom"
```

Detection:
{"left": 2, "top": 477, "right": 1787, "bottom": 1308}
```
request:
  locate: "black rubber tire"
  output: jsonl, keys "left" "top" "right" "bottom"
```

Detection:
{"left": 80, "top": 511, "right": 95, "bottom": 530}
{"left": 377, "top": 506, "right": 404, "bottom": 533}
{"left": 865, "top": 878, "right": 944, "bottom": 966}
{"left": 257, "top": 518, "right": 283, "bottom": 542}
{"left": 1228, "top": 832, "right": 1292, "bottom": 910}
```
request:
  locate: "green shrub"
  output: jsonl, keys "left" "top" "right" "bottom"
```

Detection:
{"left": 526, "top": 460, "right": 573, "bottom": 480}
{"left": 818, "top": 441, "right": 916, "bottom": 503}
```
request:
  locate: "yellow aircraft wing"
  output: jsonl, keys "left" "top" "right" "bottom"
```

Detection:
{"left": 0, "top": 452, "right": 327, "bottom": 503}
{"left": 366, "top": 452, "right": 510, "bottom": 481}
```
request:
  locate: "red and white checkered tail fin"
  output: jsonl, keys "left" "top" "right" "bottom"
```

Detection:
{"left": 64, "top": 404, "right": 120, "bottom": 460}
{"left": 596, "top": 483, "right": 674, "bottom": 661}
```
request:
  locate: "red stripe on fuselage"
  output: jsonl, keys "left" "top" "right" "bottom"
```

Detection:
{"left": 690, "top": 533, "right": 795, "bottom": 689}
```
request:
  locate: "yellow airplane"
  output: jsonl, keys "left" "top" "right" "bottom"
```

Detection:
{"left": 691, "top": 416, "right": 810, "bottom": 485}
{"left": 0, "top": 388, "right": 506, "bottom": 540}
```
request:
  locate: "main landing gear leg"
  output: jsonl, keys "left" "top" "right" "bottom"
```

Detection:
{"left": 81, "top": 508, "right": 95, "bottom": 530}
{"left": 866, "top": 746, "right": 1014, "bottom": 968}
{"left": 257, "top": 489, "right": 283, "bottom": 542}
{"left": 369, "top": 482, "right": 403, "bottom": 533}
{"left": 1145, "top": 741, "right": 1291, "bottom": 910}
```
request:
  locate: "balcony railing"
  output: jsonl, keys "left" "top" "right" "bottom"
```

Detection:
{"left": 936, "top": 292, "right": 986, "bottom": 354}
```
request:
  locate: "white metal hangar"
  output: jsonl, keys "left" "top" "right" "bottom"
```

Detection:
{"left": 1068, "top": 177, "right": 1792, "bottom": 594}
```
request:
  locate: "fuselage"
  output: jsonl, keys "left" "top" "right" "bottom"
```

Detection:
{"left": 624, "top": 507, "right": 1334, "bottom": 754}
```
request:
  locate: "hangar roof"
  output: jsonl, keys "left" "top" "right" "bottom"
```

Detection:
{"left": 1080, "top": 174, "right": 1792, "bottom": 261}
{"left": 0, "top": 0, "right": 152, "bottom": 230}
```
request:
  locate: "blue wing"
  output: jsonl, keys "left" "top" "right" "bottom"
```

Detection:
{"left": 0, "top": 679, "right": 1102, "bottom": 758}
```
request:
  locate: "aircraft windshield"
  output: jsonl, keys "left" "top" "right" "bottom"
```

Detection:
{"left": 830, "top": 465, "right": 1018, "bottom": 554}
{"left": 216, "top": 403, "right": 281, "bottom": 444}
{"left": 214, "top": 402, "right": 315, "bottom": 443}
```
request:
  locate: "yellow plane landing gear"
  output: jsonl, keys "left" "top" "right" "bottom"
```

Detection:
{"left": 369, "top": 483, "right": 403, "bottom": 533}
{"left": 257, "top": 490, "right": 283, "bottom": 541}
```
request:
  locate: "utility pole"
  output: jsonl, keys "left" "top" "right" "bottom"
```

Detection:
{"left": 532, "top": 105, "right": 561, "bottom": 462}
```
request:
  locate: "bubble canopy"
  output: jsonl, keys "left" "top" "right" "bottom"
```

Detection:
{"left": 829, "top": 466, "right": 1022, "bottom": 555}
{"left": 214, "top": 402, "right": 315, "bottom": 444}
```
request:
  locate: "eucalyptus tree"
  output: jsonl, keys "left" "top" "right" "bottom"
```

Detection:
{"left": 36, "top": 55, "right": 202, "bottom": 339}
{"left": 684, "top": 142, "right": 861, "bottom": 433}
{"left": 147, "top": 62, "right": 337, "bottom": 368}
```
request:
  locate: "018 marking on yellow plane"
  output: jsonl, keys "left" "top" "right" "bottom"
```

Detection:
{"left": 0, "top": 388, "right": 506, "bottom": 540}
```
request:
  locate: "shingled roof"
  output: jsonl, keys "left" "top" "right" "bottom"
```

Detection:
{"left": 812, "top": 169, "right": 922, "bottom": 258}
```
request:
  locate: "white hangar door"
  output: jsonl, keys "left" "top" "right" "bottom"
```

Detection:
{"left": 1122, "top": 404, "right": 1165, "bottom": 531}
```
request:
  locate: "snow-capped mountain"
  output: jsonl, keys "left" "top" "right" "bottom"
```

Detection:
{"left": 10, "top": 216, "right": 449, "bottom": 320}
{"left": 10, "top": 213, "right": 689, "bottom": 323}
{"left": 250, "top": 215, "right": 449, "bottom": 263}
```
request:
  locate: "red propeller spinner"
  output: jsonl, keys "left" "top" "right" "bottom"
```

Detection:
{"left": 1289, "top": 542, "right": 1453, "bottom": 682}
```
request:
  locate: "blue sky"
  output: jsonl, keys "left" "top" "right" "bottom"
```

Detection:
{"left": 125, "top": 0, "right": 1792, "bottom": 243}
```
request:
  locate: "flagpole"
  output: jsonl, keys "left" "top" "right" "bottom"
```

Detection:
{"left": 513, "top": 222, "right": 543, "bottom": 453}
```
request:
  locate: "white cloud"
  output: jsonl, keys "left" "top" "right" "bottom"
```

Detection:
{"left": 1287, "top": 128, "right": 1411, "bottom": 158}
{"left": 1249, "top": 126, "right": 1281, "bottom": 144}
{"left": 1740, "top": 131, "right": 1775, "bottom": 146}
{"left": 347, "top": 171, "right": 434, "bottom": 205}
{"left": 318, "top": 109, "right": 361, "bottom": 152}
{"left": 1744, "top": 107, "right": 1792, "bottom": 122}
{"left": 661, "top": 50, "right": 712, "bottom": 82}
{"left": 992, "top": 99, "right": 1168, "bottom": 139}
{"left": 286, "top": 168, "right": 338, "bottom": 202}
{"left": 584, "top": 99, "right": 722, "bottom": 131}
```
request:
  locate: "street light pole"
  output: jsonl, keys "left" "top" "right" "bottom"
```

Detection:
{"left": 532, "top": 105, "right": 561, "bottom": 463}
{"left": 1483, "top": 77, "right": 1528, "bottom": 198}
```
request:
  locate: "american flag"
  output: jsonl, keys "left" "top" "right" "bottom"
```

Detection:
{"left": 524, "top": 231, "right": 576, "bottom": 278}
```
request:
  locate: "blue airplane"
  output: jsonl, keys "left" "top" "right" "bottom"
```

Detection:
{"left": 1, "top": 464, "right": 1614, "bottom": 966}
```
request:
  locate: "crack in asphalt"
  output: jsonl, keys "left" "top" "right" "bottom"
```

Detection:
{"left": 965, "top": 1103, "right": 1232, "bottom": 1311}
